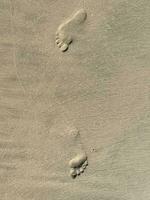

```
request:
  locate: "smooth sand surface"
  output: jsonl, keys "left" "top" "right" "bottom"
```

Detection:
{"left": 0, "top": 0, "right": 150, "bottom": 199}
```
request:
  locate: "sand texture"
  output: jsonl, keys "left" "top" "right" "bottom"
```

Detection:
{"left": 0, "top": 0, "right": 150, "bottom": 199}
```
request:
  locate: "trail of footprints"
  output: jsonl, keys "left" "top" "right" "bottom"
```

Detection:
{"left": 55, "top": 9, "right": 88, "bottom": 178}
{"left": 55, "top": 9, "right": 87, "bottom": 52}
{"left": 69, "top": 153, "right": 88, "bottom": 179}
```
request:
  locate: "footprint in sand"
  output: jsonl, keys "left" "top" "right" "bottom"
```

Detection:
{"left": 69, "top": 153, "right": 88, "bottom": 179}
{"left": 67, "top": 128, "right": 88, "bottom": 179}
{"left": 55, "top": 9, "right": 87, "bottom": 52}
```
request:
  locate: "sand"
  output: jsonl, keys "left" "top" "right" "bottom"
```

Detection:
{"left": 0, "top": 0, "right": 150, "bottom": 199}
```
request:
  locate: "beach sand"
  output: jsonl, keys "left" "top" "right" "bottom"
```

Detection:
{"left": 0, "top": 0, "right": 150, "bottom": 199}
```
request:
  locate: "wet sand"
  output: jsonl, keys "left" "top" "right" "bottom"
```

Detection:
{"left": 0, "top": 0, "right": 150, "bottom": 199}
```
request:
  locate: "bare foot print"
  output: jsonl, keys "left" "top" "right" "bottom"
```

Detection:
{"left": 69, "top": 153, "right": 88, "bottom": 179}
{"left": 55, "top": 9, "right": 87, "bottom": 52}
{"left": 67, "top": 128, "right": 88, "bottom": 179}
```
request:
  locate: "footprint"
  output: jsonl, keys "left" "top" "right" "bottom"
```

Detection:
{"left": 69, "top": 153, "right": 88, "bottom": 179}
{"left": 55, "top": 9, "right": 87, "bottom": 52}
